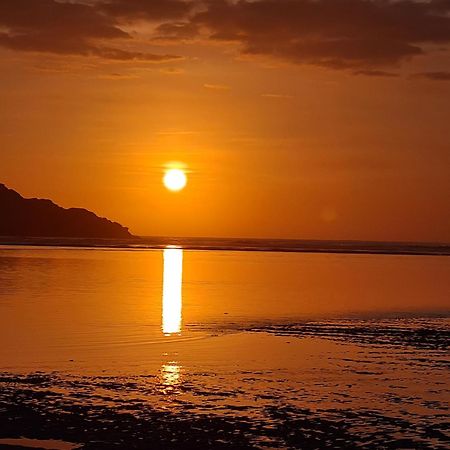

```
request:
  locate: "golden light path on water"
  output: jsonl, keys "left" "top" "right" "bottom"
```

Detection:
{"left": 161, "top": 247, "right": 183, "bottom": 387}
{"left": 162, "top": 247, "right": 183, "bottom": 335}
{"left": 160, "top": 363, "right": 181, "bottom": 387}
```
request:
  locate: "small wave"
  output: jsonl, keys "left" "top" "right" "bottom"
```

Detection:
{"left": 245, "top": 317, "right": 450, "bottom": 351}
{"left": 1, "top": 236, "right": 449, "bottom": 255}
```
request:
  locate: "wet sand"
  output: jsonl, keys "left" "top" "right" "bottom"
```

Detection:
{"left": 1, "top": 323, "right": 449, "bottom": 449}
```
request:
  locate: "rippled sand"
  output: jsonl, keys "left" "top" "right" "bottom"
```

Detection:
{"left": 1, "top": 320, "right": 449, "bottom": 449}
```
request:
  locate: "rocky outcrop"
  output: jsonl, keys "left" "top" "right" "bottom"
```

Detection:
{"left": 0, "top": 184, "right": 132, "bottom": 238}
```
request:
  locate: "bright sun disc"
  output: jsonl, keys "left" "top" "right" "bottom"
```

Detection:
{"left": 163, "top": 169, "right": 187, "bottom": 192}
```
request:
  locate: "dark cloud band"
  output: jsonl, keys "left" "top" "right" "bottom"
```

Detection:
{"left": 0, "top": 0, "right": 188, "bottom": 61}
{"left": 0, "top": 0, "right": 449, "bottom": 74}
{"left": 191, "top": 0, "right": 450, "bottom": 70}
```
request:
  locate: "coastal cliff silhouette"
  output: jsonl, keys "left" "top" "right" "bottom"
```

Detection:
{"left": 0, "top": 183, "right": 132, "bottom": 238}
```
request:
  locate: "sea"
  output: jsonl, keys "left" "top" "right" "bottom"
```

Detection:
{"left": 0, "top": 239, "right": 448, "bottom": 449}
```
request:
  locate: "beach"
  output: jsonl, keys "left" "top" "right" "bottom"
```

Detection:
{"left": 0, "top": 246, "right": 448, "bottom": 449}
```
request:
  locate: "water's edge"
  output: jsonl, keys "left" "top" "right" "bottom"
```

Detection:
{"left": 1, "top": 236, "right": 449, "bottom": 256}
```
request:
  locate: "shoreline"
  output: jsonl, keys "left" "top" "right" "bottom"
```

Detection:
{"left": 0, "top": 236, "right": 449, "bottom": 256}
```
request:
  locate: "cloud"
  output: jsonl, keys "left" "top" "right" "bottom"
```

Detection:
{"left": 411, "top": 71, "right": 450, "bottom": 81}
{"left": 191, "top": 0, "right": 450, "bottom": 71}
{"left": 97, "top": 0, "right": 193, "bottom": 21}
{"left": 353, "top": 70, "right": 399, "bottom": 77}
{"left": 261, "top": 93, "right": 294, "bottom": 99}
{"left": 203, "top": 83, "right": 231, "bottom": 90}
{"left": 159, "top": 67, "right": 185, "bottom": 75}
{"left": 0, "top": 0, "right": 184, "bottom": 61}
{"left": 155, "top": 21, "right": 200, "bottom": 40}
{"left": 93, "top": 47, "right": 183, "bottom": 62}
{"left": 1, "top": 0, "right": 449, "bottom": 75}
{"left": 97, "top": 72, "right": 141, "bottom": 80}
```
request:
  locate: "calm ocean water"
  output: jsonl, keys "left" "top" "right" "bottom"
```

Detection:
{"left": 0, "top": 246, "right": 448, "bottom": 449}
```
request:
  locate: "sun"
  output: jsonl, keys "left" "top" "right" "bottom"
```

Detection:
{"left": 163, "top": 168, "right": 187, "bottom": 192}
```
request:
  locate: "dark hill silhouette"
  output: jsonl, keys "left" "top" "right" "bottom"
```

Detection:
{"left": 0, "top": 183, "right": 132, "bottom": 238}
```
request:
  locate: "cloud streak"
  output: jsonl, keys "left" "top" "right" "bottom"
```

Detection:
{"left": 98, "top": 0, "right": 193, "bottom": 21}
{"left": 412, "top": 71, "right": 450, "bottom": 81}
{"left": 203, "top": 83, "right": 231, "bottom": 90}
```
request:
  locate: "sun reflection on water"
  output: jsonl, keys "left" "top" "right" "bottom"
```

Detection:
{"left": 162, "top": 247, "right": 183, "bottom": 335}
{"left": 160, "top": 362, "right": 182, "bottom": 387}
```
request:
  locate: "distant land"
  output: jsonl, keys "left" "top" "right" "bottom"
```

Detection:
{"left": 0, "top": 183, "right": 448, "bottom": 255}
{"left": 0, "top": 183, "right": 133, "bottom": 239}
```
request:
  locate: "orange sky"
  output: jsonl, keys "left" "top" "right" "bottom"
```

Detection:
{"left": 0, "top": 0, "right": 449, "bottom": 242}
